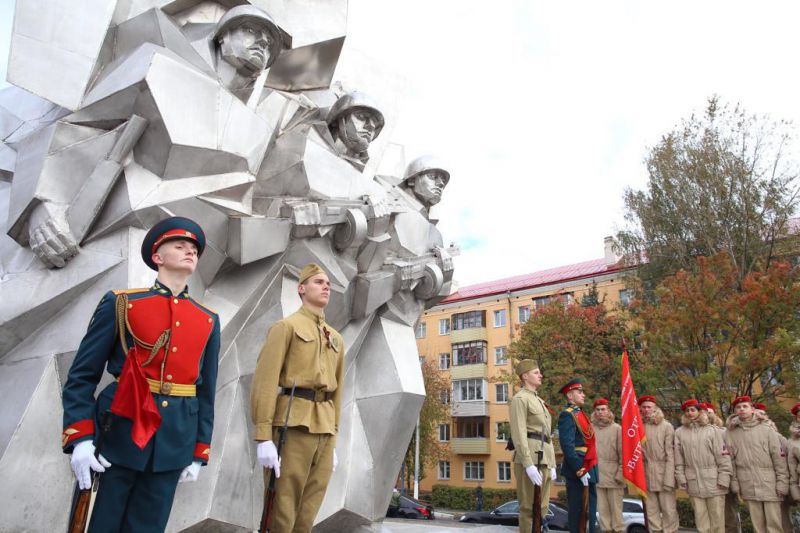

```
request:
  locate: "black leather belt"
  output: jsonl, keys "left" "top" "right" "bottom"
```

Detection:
{"left": 282, "top": 387, "right": 334, "bottom": 402}
{"left": 527, "top": 431, "right": 551, "bottom": 443}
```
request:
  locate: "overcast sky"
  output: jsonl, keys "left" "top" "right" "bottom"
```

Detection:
{"left": 4, "top": 1, "right": 800, "bottom": 286}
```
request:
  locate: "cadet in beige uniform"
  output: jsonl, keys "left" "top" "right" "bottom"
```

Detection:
{"left": 703, "top": 402, "right": 741, "bottom": 533}
{"left": 787, "top": 404, "right": 800, "bottom": 506}
{"left": 251, "top": 264, "right": 345, "bottom": 533}
{"left": 638, "top": 395, "right": 679, "bottom": 533}
{"left": 753, "top": 402, "right": 792, "bottom": 533}
{"left": 674, "top": 399, "right": 731, "bottom": 533}
{"left": 509, "top": 359, "right": 556, "bottom": 533}
{"left": 726, "top": 396, "right": 788, "bottom": 533}
{"left": 591, "top": 398, "right": 625, "bottom": 533}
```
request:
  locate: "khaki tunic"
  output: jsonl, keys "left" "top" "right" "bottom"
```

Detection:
{"left": 674, "top": 412, "right": 732, "bottom": 498}
{"left": 643, "top": 408, "right": 676, "bottom": 491}
{"left": 725, "top": 415, "right": 788, "bottom": 502}
{"left": 251, "top": 306, "right": 345, "bottom": 439}
{"left": 788, "top": 423, "right": 800, "bottom": 501}
{"left": 593, "top": 416, "right": 625, "bottom": 489}
{"left": 509, "top": 388, "right": 555, "bottom": 467}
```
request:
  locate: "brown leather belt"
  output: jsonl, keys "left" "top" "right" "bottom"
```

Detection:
{"left": 282, "top": 387, "right": 334, "bottom": 402}
{"left": 527, "top": 430, "right": 551, "bottom": 443}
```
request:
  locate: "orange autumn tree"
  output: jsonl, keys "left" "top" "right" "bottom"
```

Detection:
{"left": 635, "top": 253, "right": 800, "bottom": 416}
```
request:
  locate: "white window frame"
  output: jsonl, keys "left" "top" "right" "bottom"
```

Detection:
{"left": 439, "top": 352, "right": 451, "bottom": 370}
{"left": 415, "top": 321, "right": 427, "bottom": 339}
{"left": 493, "top": 309, "right": 506, "bottom": 328}
{"left": 439, "top": 423, "right": 450, "bottom": 442}
{"left": 495, "top": 383, "right": 509, "bottom": 404}
{"left": 495, "top": 421, "right": 510, "bottom": 441}
{"left": 518, "top": 305, "right": 531, "bottom": 323}
{"left": 494, "top": 346, "right": 508, "bottom": 365}
{"left": 453, "top": 378, "right": 487, "bottom": 402}
{"left": 464, "top": 461, "right": 485, "bottom": 481}
{"left": 497, "top": 461, "right": 512, "bottom": 482}
{"left": 438, "top": 460, "right": 450, "bottom": 480}
{"left": 439, "top": 318, "right": 450, "bottom": 335}
{"left": 440, "top": 390, "right": 450, "bottom": 405}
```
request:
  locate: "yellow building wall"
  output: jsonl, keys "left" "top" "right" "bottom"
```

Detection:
{"left": 415, "top": 273, "right": 629, "bottom": 495}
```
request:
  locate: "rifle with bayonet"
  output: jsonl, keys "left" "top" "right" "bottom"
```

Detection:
{"left": 532, "top": 430, "right": 545, "bottom": 533}
{"left": 67, "top": 411, "right": 112, "bottom": 533}
{"left": 259, "top": 381, "right": 296, "bottom": 533}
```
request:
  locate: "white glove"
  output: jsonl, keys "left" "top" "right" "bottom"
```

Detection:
{"left": 257, "top": 441, "right": 281, "bottom": 478}
{"left": 525, "top": 465, "right": 543, "bottom": 486}
{"left": 178, "top": 461, "right": 202, "bottom": 483}
{"left": 70, "top": 441, "right": 111, "bottom": 490}
{"left": 580, "top": 473, "right": 591, "bottom": 486}
{"left": 550, "top": 467, "right": 558, "bottom": 481}
{"left": 332, "top": 449, "right": 338, "bottom": 472}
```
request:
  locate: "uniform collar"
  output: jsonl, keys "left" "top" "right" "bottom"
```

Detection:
{"left": 299, "top": 305, "right": 326, "bottom": 324}
{"left": 151, "top": 280, "right": 190, "bottom": 299}
{"left": 567, "top": 403, "right": 582, "bottom": 412}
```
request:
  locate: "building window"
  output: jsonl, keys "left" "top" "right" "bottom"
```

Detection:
{"left": 494, "top": 346, "right": 508, "bottom": 365}
{"left": 518, "top": 305, "right": 531, "bottom": 323}
{"left": 452, "top": 341, "right": 487, "bottom": 366}
{"left": 464, "top": 461, "right": 485, "bottom": 481}
{"left": 438, "top": 460, "right": 450, "bottom": 480}
{"left": 497, "top": 461, "right": 512, "bottom": 482}
{"left": 415, "top": 322, "right": 427, "bottom": 339}
{"left": 453, "top": 378, "right": 486, "bottom": 402}
{"left": 440, "top": 390, "right": 450, "bottom": 405}
{"left": 439, "top": 318, "right": 450, "bottom": 335}
{"left": 439, "top": 423, "right": 451, "bottom": 442}
{"left": 439, "top": 352, "right": 451, "bottom": 370}
{"left": 619, "top": 289, "right": 632, "bottom": 307}
{"left": 493, "top": 309, "right": 506, "bottom": 328}
{"left": 496, "top": 421, "right": 510, "bottom": 441}
{"left": 533, "top": 293, "right": 573, "bottom": 309}
{"left": 452, "top": 310, "right": 485, "bottom": 330}
{"left": 495, "top": 383, "right": 509, "bottom": 403}
{"left": 457, "top": 417, "right": 487, "bottom": 438}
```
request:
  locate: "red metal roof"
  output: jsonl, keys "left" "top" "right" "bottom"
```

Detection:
{"left": 442, "top": 257, "right": 627, "bottom": 304}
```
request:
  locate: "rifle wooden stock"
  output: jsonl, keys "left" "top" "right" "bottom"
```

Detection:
{"left": 578, "top": 484, "right": 589, "bottom": 533}
{"left": 259, "top": 382, "right": 296, "bottom": 533}
{"left": 531, "top": 480, "right": 542, "bottom": 533}
{"left": 66, "top": 411, "right": 112, "bottom": 533}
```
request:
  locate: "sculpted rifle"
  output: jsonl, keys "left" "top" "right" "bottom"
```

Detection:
{"left": 259, "top": 381, "right": 296, "bottom": 533}
{"left": 532, "top": 430, "right": 545, "bottom": 533}
{"left": 67, "top": 411, "right": 112, "bottom": 533}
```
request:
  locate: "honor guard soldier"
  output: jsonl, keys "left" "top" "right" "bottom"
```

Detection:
{"left": 591, "top": 398, "right": 625, "bottom": 533}
{"left": 558, "top": 378, "right": 598, "bottom": 533}
{"left": 509, "top": 359, "right": 556, "bottom": 533}
{"left": 251, "top": 263, "right": 345, "bottom": 533}
{"left": 61, "top": 217, "right": 221, "bottom": 532}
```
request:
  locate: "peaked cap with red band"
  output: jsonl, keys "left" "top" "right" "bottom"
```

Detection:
{"left": 142, "top": 216, "right": 206, "bottom": 271}
{"left": 559, "top": 378, "right": 583, "bottom": 395}
{"left": 732, "top": 395, "right": 752, "bottom": 407}
{"left": 681, "top": 399, "right": 699, "bottom": 411}
{"left": 593, "top": 398, "right": 609, "bottom": 408}
{"left": 637, "top": 395, "right": 657, "bottom": 405}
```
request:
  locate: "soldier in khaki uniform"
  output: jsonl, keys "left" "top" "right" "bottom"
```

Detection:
{"left": 674, "top": 399, "right": 732, "bottom": 533}
{"left": 703, "top": 402, "right": 741, "bottom": 533}
{"left": 509, "top": 359, "right": 556, "bottom": 533}
{"left": 251, "top": 264, "right": 345, "bottom": 533}
{"left": 787, "top": 404, "right": 800, "bottom": 505}
{"left": 591, "top": 398, "right": 625, "bottom": 533}
{"left": 638, "top": 395, "right": 679, "bottom": 533}
{"left": 753, "top": 402, "right": 793, "bottom": 532}
{"left": 726, "top": 396, "right": 788, "bottom": 533}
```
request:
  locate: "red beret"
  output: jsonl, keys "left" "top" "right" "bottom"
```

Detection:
{"left": 791, "top": 403, "right": 800, "bottom": 416}
{"left": 681, "top": 399, "right": 699, "bottom": 411}
{"left": 701, "top": 402, "right": 716, "bottom": 412}
{"left": 637, "top": 395, "right": 657, "bottom": 405}
{"left": 593, "top": 398, "right": 609, "bottom": 408}
{"left": 732, "top": 396, "right": 752, "bottom": 407}
{"left": 753, "top": 402, "right": 767, "bottom": 411}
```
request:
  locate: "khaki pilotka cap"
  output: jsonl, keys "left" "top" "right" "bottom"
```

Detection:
{"left": 515, "top": 359, "right": 538, "bottom": 377}
{"left": 298, "top": 263, "right": 325, "bottom": 284}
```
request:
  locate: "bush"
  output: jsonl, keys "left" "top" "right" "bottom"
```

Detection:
{"left": 430, "top": 485, "right": 517, "bottom": 511}
{"left": 676, "top": 498, "right": 695, "bottom": 528}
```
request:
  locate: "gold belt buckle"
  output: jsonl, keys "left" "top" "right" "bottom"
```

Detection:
{"left": 160, "top": 382, "right": 173, "bottom": 395}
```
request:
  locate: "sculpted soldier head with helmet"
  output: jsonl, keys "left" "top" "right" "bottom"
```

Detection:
{"left": 403, "top": 155, "right": 450, "bottom": 208}
{"left": 327, "top": 91, "right": 385, "bottom": 168}
{"left": 213, "top": 5, "right": 290, "bottom": 90}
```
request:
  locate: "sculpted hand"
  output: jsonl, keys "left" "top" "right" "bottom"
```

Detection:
{"left": 71, "top": 441, "right": 111, "bottom": 490}
{"left": 580, "top": 473, "right": 591, "bottom": 486}
{"left": 525, "top": 465, "right": 542, "bottom": 486}
{"left": 28, "top": 203, "right": 78, "bottom": 268}
{"left": 332, "top": 449, "right": 338, "bottom": 472}
{"left": 550, "top": 467, "right": 557, "bottom": 481}
{"left": 257, "top": 441, "right": 281, "bottom": 478}
{"left": 178, "top": 461, "right": 202, "bottom": 483}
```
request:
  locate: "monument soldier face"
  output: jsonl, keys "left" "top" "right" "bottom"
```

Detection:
{"left": 412, "top": 169, "right": 448, "bottom": 206}
{"left": 219, "top": 21, "right": 276, "bottom": 75}
{"left": 338, "top": 108, "right": 382, "bottom": 152}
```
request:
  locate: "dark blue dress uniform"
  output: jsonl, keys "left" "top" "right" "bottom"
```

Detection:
{"left": 558, "top": 380, "right": 599, "bottom": 533}
{"left": 61, "top": 217, "right": 220, "bottom": 532}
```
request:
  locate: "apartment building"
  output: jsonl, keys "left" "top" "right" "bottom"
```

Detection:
{"left": 415, "top": 238, "right": 632, "bottom": 492}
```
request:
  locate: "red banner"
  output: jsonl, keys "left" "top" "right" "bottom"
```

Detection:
{"left": 620, "top": 350, "right": 648, "bottom": 498}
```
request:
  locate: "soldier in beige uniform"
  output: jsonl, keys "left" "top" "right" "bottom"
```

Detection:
{"left": 788, "top": 404, "right": 800, "bottom": 507}
{"left": 591, "top": 398, "right": 625, "bottom": 533}
{"left": 753, "top": 402, "right": 793, "bottom": 532}
{"left": 638, "top": 395, "right": 679, "bottom": 533}
{"left": 674, "top": 399, "right": 732, "bottom": 533}
{"left": 509, "top": 359, "right": 557, "bottom": 533}
{"left": 251, "top": 264, "right": 345, "bottom": 533}
{"left": 703, "top": 402, "right": 741, "bottom": 533}
{"left": 726, "top": 396, "right": 788, "bottom": 533}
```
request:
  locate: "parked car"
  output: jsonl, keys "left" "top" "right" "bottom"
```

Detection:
{"left": 386, "top": 493, "right": 435, "bottom": 520}
{"left": 458, "top": 500, "right": 569, "bottom": 530}
{"left": 620, "top": 498, "right": 647, "bottom": 533}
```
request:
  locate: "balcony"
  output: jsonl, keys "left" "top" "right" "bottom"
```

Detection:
{"left": 451, "top": 400, "right": 489, "bottom": 417}
{"left": 450, "top": 363, "right": 487, "bottom": 380}
{"left": 452, "top": 437, "right": 491, "bottom": 455}
{"left": 450, "top": 327, "right": 488, "bottom": 343}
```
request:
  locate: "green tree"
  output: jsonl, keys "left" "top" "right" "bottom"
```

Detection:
{"left": 617, "top": 95, "right": 800, "bottom": 289}
{"left": 634, "top": 253, "right": 800, "bottom": 417}
{"left": 402, "top": 359, "right": 450, "bottom": 492}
